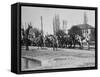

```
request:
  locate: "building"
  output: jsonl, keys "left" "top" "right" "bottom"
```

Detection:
{"left": 72, "top": 12, "right": 95, "bottom": 41}
{"left": 75, "top": 24, "right": 94, "bottom": 41}
{"left": 53, "top": 14, "right": 60, "bottom": 35}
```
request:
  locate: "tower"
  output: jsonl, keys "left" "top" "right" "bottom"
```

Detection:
{"left": 84, "top": 12, "right": 88, "bottom": 24}
{"left": 41, "top": 16, "right": 43, "bottom": 36}
{"left": 62, "top": 20, "right": 67, "bottom": 32}
{"left": 53, "top": 14, "right": 60, "bottom": 35}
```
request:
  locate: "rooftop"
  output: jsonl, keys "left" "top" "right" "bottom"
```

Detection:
{"left": 73, "top": 24, "right": 94, "bottom": 29}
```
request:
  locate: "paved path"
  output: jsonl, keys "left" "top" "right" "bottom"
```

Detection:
{"left": 21, "top": 46, "right": 95, "bottom": 71}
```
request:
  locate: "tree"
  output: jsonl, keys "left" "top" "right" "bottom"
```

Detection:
{"left": 24, "top": 24, "right": 32, "bottom": 50}
{"left": 68, "top": 26, "right": 82, "bottom": 37}
{"left": 56, "top": 30, "right": 66, "bottom": 38}
{"left": 21, "top": 28, "right": 25, "bottom": 45}
{"left": 32, "top": 28, "right": 41, "bottom": 37}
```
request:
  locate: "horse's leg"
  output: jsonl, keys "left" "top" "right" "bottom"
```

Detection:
{"left": 74, "top": 43, "right": 75, "bottom": 48}
{"left": 79, "top": 42, "right": 82, "bottom": 49}
{"left": 25, "top": 39, "right": 29, "bottom": 50}
{"left": 37, "top": 44, "right": 39, "bottom": 49}
{"left": 69, "top": 42, "right": 71, "bottom": 48}
{"left": 80, "top": 41, "right": 83, "bottom": 49}
{"left": 67, "top": 42, "right": 69, "bottom": 48}
{"left": 87, "top": 42, "right": 90, "bottom": 50}
{"left": 53, "top": 44, "right": 54, "bottom": 51}
{"left": 67, "top": 42, "right": 68, "bottom": 48}
{"left": 38, "top": 46, "right": 39, "bottom": 49}
{"left": 73, "top": 41, "right": 75, "bottom": 48}
{"left": 71, "top": 41, "right": 73, "bottom": 48}
{"left": 81, "top": 42, "right": 83, "bottom": 49}
{"left": 53, "top": 47, "right": 55, "bottom": 51}
{"left": 56, "top": 45, "right": 58, "bottom": 51}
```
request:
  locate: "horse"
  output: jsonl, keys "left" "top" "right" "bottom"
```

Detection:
{"left": 65, "top": 35, "right": 73, "bottom": 48}
{"left": 81, "top": 36, "right": 90, "bottom": 50}
{"left": 74, "top": 35, "right": 90, "bottom": 49}
{"left": 62, "top": 34, "right": 83, "bottom": 49}
{"left": 57, "top": 36, "right": 65, "bottom": 48}
{"left": 34, "top": 35, "right": 44, "bottom": 49}
{"left": 45, "top": 35, "right": 58, "bottom": 51}
{"left": 45, "top": 35, "right": 53, "bottom": 47}
{"left": 73, "top": 35, "right": 83, "bottom": 49}
{"left": 57, "top": 35, "right": 70, "bottom": 48}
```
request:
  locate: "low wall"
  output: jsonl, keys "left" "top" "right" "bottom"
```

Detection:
{"left": 22, "top": 56, "right": 42, "bottom": 70}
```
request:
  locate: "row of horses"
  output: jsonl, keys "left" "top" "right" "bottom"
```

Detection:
{"left": 21, "top": 33, "right": 90, "bottom": 50}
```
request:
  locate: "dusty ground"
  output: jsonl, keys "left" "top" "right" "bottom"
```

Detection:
{"left": 21, "top": 46, "right": 95, "bottom": 71}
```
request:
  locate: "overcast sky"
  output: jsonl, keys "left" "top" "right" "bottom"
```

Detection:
{"left": 21, "top": 6, "right": 95, "bottom": 35}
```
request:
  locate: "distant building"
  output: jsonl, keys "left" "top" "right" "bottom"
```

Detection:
{"left": 53, "top": 14, "right": 60, "bottom": 35}
{"left": 62, "top": 20, "right": 67, "bottom": 32}
{"left": 72, "top": 12, "right": 95, "bottom": 41}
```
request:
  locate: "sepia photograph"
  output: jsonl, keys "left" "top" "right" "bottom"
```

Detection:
{"left": 21, "top": 5, "right": 96, "bottom": 71}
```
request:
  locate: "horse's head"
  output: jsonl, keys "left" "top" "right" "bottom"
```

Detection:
{"left": 75, "top": 35, "right": 83, "bottom": 42}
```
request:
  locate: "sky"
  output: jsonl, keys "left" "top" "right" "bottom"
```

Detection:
{"left": 21, "top": 6, "right": 95, "bottom": 35}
